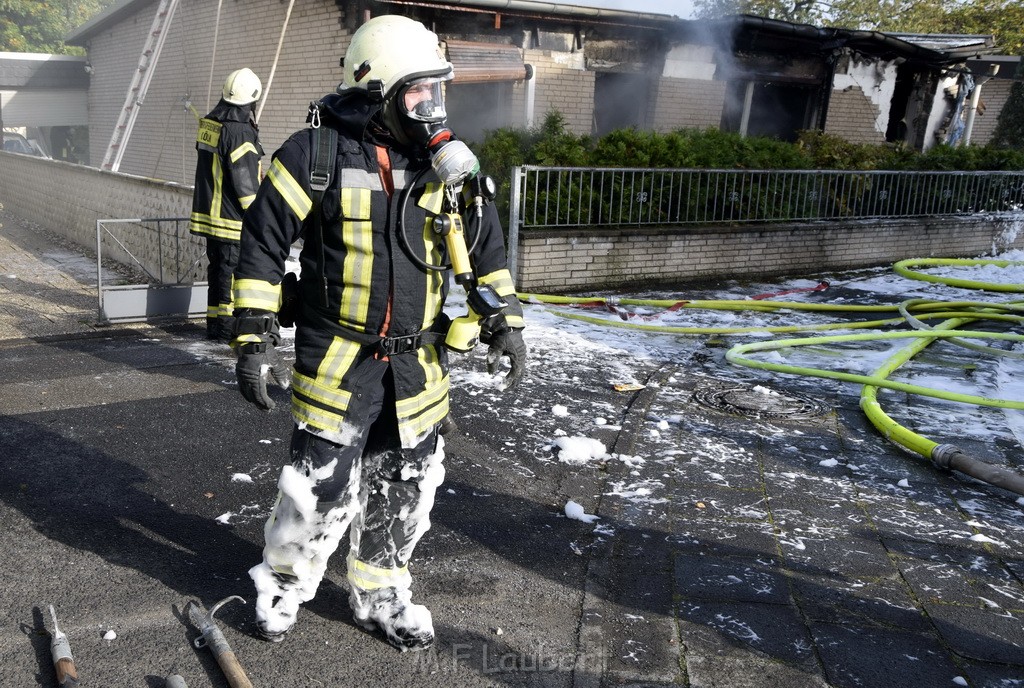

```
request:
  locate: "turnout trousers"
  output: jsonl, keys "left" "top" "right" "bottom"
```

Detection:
{"left": 249, "top": 358, "right": 445, "bottom": 635}
{"left": 204, "top": 238, "right": 239, "bottom": 336}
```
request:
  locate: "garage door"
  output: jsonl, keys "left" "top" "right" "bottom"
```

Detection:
{"left": 1, "top": 89, "right": 88, "bottom": 127}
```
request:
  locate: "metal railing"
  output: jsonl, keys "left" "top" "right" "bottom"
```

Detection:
{"left": 508, "top": 167, "right": 1024, "bottom": 231}
{"left": 96, "top": 217, "right": 203, "bottom": 285}
{"left": 96, "top": 217, "right": 206, "bottom": 322}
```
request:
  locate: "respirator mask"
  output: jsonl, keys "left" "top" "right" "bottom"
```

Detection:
{"left": 386, "top": 75, "right": 479, "bottom": 187}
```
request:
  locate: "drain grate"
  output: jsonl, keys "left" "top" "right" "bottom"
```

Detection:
{"left": 692, "top": 383, "right": 829, "bottom": 419}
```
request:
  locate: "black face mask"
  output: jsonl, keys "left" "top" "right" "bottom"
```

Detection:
{"left": 382, "top": 98, "right": 449, "bottom": 151}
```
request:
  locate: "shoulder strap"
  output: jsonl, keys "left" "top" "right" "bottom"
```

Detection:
{"left": 309, "top": 122, "right": 337, "bottom": 307}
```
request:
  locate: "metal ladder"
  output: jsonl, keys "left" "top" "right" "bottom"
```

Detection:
{"left": 101, "top": 0, "right": 181, "bottom": 172}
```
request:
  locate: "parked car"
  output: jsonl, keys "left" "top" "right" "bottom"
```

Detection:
{"left": 2, "top": 132, "right": 50, "bottom": 158}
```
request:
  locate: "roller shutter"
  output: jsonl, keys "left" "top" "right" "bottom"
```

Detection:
{"left": 444, "top": 40, "right": 528, "bottom": 84}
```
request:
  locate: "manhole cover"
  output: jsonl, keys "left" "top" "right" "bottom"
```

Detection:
{"left": 692, "top": 384, "right": 829, "bottom": 419}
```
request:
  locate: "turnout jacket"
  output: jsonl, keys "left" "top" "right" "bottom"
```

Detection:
{"left": 189, "top": 101, "right": 263, "bottom": 242}
{"left": 234, "top": 91, "right": 524, "bottom": 447}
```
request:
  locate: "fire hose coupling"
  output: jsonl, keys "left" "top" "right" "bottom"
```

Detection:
{"left": 930, "top": 443, "right": 963, "bottom": 470}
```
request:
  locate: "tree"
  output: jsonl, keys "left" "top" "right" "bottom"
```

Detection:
{"left": 0, "top": 0, "right": 115, "bottom": 54}
{"left": 693, "top": 0, "right": 829, "bottom": 24}
{"left": 693, "top": 0, "right": 1022, "bottom": 54}
{"left": 938, "top": 0, "right": 1024, "bottom": 55}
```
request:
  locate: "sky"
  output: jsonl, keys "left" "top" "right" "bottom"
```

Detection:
{"left": 562, "top": 0, "right": 697, "bottom": 19}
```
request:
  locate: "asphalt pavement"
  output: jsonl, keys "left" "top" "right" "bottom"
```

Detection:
{"left": 2, "top": 208, "right": 1024, "bottom": 688}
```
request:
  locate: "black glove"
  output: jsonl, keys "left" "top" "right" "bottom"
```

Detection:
{"left": 483, "top": 328, "right": 527, "bottom": 391}
{"left": 233, "top": 310, "right": 291, "bottom": 411}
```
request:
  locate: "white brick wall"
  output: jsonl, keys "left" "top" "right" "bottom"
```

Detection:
{"left": 515, "top": 216, "right": 1024, "bottom": 292}
{"left": 88, "top": 0, "right": 348, "bottom": 183}
{"left": 0, "top": 151, "right": 195, "bottom": 278}
{"left": 4, "top": 151, "right": 1022, "bottom": 295}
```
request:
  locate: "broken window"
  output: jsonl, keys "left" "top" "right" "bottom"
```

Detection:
{"left": 721, "top": 80, "right": 820, "bottom": 142}
{"left": 594, "top": 71, "right": 651, "bottom": 136}
{"left": 445, "top": 81, "right": 515, "bottom": 146}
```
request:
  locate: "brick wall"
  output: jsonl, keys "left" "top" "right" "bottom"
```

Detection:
{"left": 515, "top": 216, "right": 1024, "bottom": 293}
{"left": 522, "top": 49, "right": 594, "bottom": 135}
{"left": 88, "top": 0, "right": 348, "bottom": 183}
{"left": 825, "top": 87, "right": 888, "bottom": 145}
{"left": 0, "top": 151, "right": 195, "bottom": 278}
{"left": 970, "top": 78, "right": 1014, "bottom": 146}
{"left": 650, "top": 77, "right": 725, "bottom": 132}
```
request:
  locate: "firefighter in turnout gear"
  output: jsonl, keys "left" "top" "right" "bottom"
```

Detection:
{"left": 190, "top": 68, "right": 265, "bottom": 341}
{"left": 232, "top": 15, "right": 526, "bottom": 651}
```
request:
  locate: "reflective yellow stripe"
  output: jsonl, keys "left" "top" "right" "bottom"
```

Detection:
{"left": 190, "top": 211, "right": 243, "bottom": 232}
{"left": 505, "top": 314, "right": 526, "bottom": 329}
{"left": 268, "top": 158, "right": 312, "bottom": 219}
{"left": 230, "top": 141, "right": 259, "bottom": 163}
{"left": 211, "top": 154, "right": 224, "bottom": 220}
{"left": 291, "top": 336, "right": 360, "bottom": 432}
{"left": 292, "top": 396, "right": 347, "bottom": 430}
{"left": 320, "top": 336, "right": 361, "bottom": 388}
{"left": 346, "top": 553, "right": 411, "bottom": 590}
{"left": 416, "top": 344, "right": 443, "bottom": 388}
{"left": 396, "top": 374, "right": 450, "bottom": 420}
{"left": 189, "top": 216, "right": 241, "bottom": 241}
{"left": 234, "top": 278, "right": 280, "bottom": 311}
{"left": 292, "top": 370, "right": 352, "bottom": 409}
{"left": 399, "top": 394, "right": 449, "bottom": 447}
{"left": 239, "top": 194, "right": 256, "bottom": 210}
{"left": 339, "top": 188, "right": 373, "bottom": 329}
{"left": 416, "top": 181, "right": 445, "bottom": 214}
{"left": 478, "top": 269, "right": 516, "bottom": 296}
{"left": 421, "top": 214, "right": 442, "bottom": 327}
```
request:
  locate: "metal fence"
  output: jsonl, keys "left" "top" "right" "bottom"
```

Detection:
{"left": 508, "top": 167, "right": 1024, "bottom": 231}
{"left": 96, "top": 217, "right": 207, "bottom": 322}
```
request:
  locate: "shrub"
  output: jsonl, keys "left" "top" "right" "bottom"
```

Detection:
{"left": 476, "top": 114, "right": 1024, "bottom": 230}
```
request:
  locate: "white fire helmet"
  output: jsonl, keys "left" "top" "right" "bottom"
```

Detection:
{"left": 341, "top": 14, "right": 454, "bottom": 119}
{"left": 222, "top": 68, "right": 262, "bottom": 106}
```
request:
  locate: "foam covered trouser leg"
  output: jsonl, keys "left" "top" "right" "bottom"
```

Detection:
{"left": 250, "top": 428, "right": 364, "bottom": 639}
{"left": 348, "top": 431, "right": 446, "bottom": 579}
{"left": 346, "top": 432, "right": 445, "bottom": 651}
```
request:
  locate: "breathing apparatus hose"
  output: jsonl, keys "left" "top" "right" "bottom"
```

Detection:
{"left": 397, "top": 166, "right": 481, "bottom": 273}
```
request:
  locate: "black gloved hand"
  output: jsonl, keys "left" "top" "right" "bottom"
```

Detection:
{"left": 484, "top": 328, "right": 527, "bottom": 391}
{"left": 233, "top": 310, "right": 291, "bottom": 411}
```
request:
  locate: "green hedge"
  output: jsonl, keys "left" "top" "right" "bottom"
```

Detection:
{"left": 476, "top": 112, "right": 1024, "bottom": 227}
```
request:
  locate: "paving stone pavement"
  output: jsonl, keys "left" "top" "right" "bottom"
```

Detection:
{"left": 1, "top": 206, "right": 1023, "bottom": 688}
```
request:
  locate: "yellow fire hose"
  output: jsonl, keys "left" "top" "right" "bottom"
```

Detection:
{"left": 521, "top": 258, "right": 1024, "bottom": 495}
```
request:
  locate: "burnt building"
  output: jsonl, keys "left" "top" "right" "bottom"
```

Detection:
{"left": 64, "top": 0, "right": 1014, "bottom": 182}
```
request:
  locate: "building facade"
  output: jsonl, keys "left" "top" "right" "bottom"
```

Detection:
{"left": 0, "top": 52, "right": 90, "bottom": 161}
{"left": 65, "top": 0, "right": 1015, "bottom": 183}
